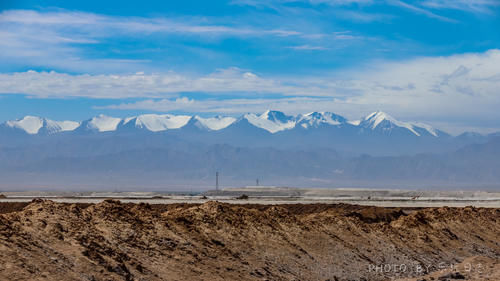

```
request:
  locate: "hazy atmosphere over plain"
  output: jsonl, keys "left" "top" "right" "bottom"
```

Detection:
{"left": 1, "top": 0, "right": 500, "bottom": 134}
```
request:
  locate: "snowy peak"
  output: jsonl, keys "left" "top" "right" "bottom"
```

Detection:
{"left": 6, "top": 116, "right": 44, "bottom": 134}
{"left": 347, "top": 120, "right": 361, "bottom": 126}
{"left": 261, "top": 110, "right": 294, "bottom": 123}
{"left": 360, "top": 111, "right": 439, "bottom": 137}
{"left": 362, "top": 111, "right": 397, "bottom": 129}
{"left": 244, "top": 110, "right": 295, "bottom": 133}
{"left": 125, "top": 114, "right": 191, "bottom": 132}
{"left": 190, "top": 116, "right": 236, "bottom": 131}
{"left": 85, "top": 115, "right": 122, "bottom": 132}
{"left": 42, "top": 120, "right": 80, "bottom": 134}
{"left": 297, "top": 112, "right": 347, "bottom": 129}
{"left": 5, "top": 116, "right": 80, "bottom": 135}
{"left": 360, "top": 111, "right": 420, "bottom": 136}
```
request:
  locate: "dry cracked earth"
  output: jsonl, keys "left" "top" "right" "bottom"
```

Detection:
{"left": 0, "top": 200, "right": 499, "bottom": 281}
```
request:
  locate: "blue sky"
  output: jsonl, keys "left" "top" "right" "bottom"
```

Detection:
{"left": 1, "top": 0, "right": 500, "bottom": 134}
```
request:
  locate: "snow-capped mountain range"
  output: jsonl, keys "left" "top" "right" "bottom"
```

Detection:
{"left": 0, "top": 110, "right": 445, "bottom": 137}
{"left": 1, "top": 110, "right": 493, "bottom": 156}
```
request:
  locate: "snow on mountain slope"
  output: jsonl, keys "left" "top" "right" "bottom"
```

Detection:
{"left": 87, "top": 115, "right": 122, "bottom": 132}
{"left": 360, "top": 111, "right": 440, "bottom": 137}
{"left": 44, "top": 120, "right": 80, "bottom": 134}
{"left": 5, "top": 116, "right": 80, "bottom": 134}
{"left": 244, "top": 110, "right": 296, "bottom": 133}
{"left": 297, "top": 112, "right": 347, "bottom": 129}
{"left": 5, "top": 116, "right": 44, "bottom": 134}
{"left": 191, "top": 116, "right": 236, "bottom": 131}
{"left": 261, "top": 110, "right": 294, "bottom": 123}
{"left": 360, "top": 111, "right": 421, "bottom": 136}
{"left": 125, "top": 114, "right": 191, "bottom": 132}
{"left": 412, "top": 122, "right": 438, "bottom": 137}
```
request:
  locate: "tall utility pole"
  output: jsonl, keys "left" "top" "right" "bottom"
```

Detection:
{"left": 216, "top": 171, "right": 219, "bottom": 191}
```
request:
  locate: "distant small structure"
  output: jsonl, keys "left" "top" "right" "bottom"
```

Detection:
{"left": 256, "top": 178, "right": 259, "bottom": 186}
{"left": 236, "top": 194, "right": 249, "bottom": 200}
{"left": 244, "top": 185, "right": 277, "bottom": 189}
{"left": 215, "top": 171, "right": 219, "bottom": 191}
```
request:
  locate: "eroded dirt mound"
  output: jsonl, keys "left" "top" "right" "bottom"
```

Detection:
{"left": 0, "top": 200, "right": 499, "bottom": 281}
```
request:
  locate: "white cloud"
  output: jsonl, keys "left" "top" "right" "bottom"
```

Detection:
{"left": 288, "top": 45, "right": 330, "bottom": 50}
{"left": 232, "top": 0, "right": 374, "bottom": 7}
{"left": 387, "top": 0, "right": 457, "bottom": 22}
{"left": 334, "top": 10, "right": 394, "bottom": 22}
{"left": 308, "top": 0, "right": 374, "bottom": 5}
{"left": 332, "top": 31, "right": 366, "bottom": 40}
{"left": 421, "top": 0, "right": 500, "bottom": 14}
{"left": 0, "top": 67, "right": 345, "bottom": 98}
